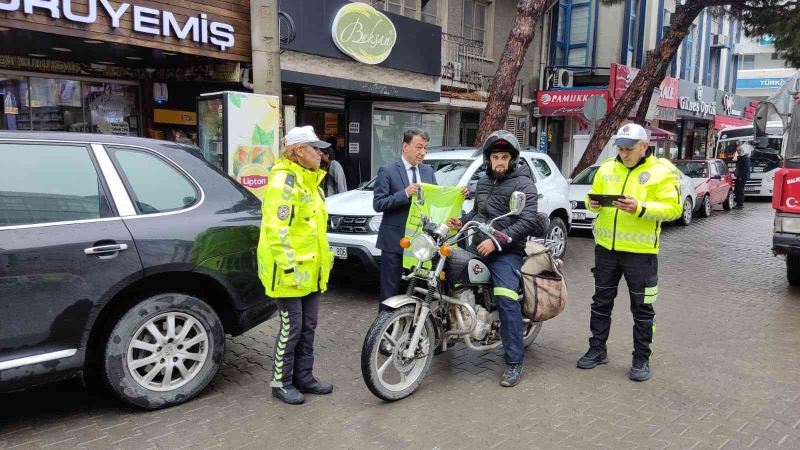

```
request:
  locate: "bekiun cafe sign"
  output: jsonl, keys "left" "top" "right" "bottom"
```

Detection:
{"left": 0, "top": 0, "right": 235, "bottom": 51}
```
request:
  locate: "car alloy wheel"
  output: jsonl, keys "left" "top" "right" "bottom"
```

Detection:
{"left": 127, "top": 312, "right": 209, "bottom": 392}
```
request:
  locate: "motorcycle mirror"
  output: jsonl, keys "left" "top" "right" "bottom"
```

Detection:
{"left": 509, "top": 191, "right": 526, "bottom": 215}
{"left": 416, "top": 185, "right": 425, "bottom": 204}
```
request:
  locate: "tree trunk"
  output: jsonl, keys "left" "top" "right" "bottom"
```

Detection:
{"left": 570, "top": 0, "right": 706, "bottom": 177}
{"left": 475, "top": 0, "right": 550, "bottom": 146}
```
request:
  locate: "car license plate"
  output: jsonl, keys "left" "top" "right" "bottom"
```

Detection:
{"left": 330, "top": 246, "right": 348, "bottom": 259}
{"left": 572, "top": 212, "right": 586, "bottom": 221}
{"left": 753, "top": 167, "right": 764, "bottom": 173}
{"left": 745, "top": 186, "right": 759, "bottom": 192}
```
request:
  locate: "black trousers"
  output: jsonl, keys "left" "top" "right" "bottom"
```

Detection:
{"left": 589, "top": 246, "right": 658, "bottom": 359}
{"left": 734, "top": 178, "right": 747, "bottom": 205}
{"left": 379, "top": 251, "right": 403, "bottom": 311}
{"left": 270, "top": 293, "right": 320, "bottom": 388}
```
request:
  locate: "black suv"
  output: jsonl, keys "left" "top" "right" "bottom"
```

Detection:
{"left": 0, "top": 132, "right": 274, "bottom": 409}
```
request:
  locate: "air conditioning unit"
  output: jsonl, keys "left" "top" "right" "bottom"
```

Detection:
{"left": 712, "top": 34, "right": 729, "bottom": 47}
{"left": 552, "top": 69, "right": 574, "bottom": 88}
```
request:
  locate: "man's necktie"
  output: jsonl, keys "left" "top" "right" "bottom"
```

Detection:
{"left": 410, "top": 166, "right": 418, "bottom": 184}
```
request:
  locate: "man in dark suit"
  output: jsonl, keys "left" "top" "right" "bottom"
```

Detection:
{"left": 373, "top": 128, "right": 437, "bottom": 311}
{"left": 734, "top": 145, "right": 751, "bottom": 209}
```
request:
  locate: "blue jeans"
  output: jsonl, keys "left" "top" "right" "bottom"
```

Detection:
{"left": 470, "top": 246, "right": 525, "bottom": 365}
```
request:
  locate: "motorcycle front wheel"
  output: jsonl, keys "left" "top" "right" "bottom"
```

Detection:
{"left": 361, "top": 305, "right": 436, "bottom": 401}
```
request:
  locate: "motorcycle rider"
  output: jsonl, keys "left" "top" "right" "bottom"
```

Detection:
{"left": 447, "top": 131, "right": 548, "bottom": 387}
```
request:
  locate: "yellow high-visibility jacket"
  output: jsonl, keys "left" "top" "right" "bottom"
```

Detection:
{"left": 586, "top": 155, "right": 682, "bottom": 254}
{"left": 257, "top": 159, "right": 333, "bottom": 297}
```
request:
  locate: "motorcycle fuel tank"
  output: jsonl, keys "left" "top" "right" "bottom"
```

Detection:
{"left": 467, "top": 259, "right": 492, "bottom": 284}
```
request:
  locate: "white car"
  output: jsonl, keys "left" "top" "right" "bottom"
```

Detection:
{"left": 326, "top": 149, "right": 573, "bottom": 273}
{"left": 568, "top": 161, "right": 696, "bottom": 231}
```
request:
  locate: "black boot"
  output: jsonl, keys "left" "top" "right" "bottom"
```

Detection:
{"left": 629, "top": 356, "right": 651, "bottom": 381}
{"left": 577, "top": 347, "right": 609, "bottom": 369}
{"left": 296, "top": 379, "right": 333, "bottom": 395}
{"left": 272, "top": 386, "right": 305, "bottom": 404}
{"left": 500, "top": 363, "right": 523, "bottom": 387}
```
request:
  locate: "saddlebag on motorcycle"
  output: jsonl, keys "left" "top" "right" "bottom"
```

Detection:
{"left": 521, "top": 241, "right": 567, "bottom": 321}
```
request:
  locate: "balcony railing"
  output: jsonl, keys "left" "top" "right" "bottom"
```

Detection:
{"left": 440, "top": 33, "right": 524, "bottom": 103}
{"left": 441, "top": 33, "right": 487, "bottom": 91}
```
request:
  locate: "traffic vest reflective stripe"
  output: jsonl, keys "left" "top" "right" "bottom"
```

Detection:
{"left": 494, "top": 287, "right": 519, "bottom": 301}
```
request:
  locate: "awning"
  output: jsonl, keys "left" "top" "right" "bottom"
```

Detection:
{"left": 646, "top": 125, "right": 677, "bottom": 142}
{"left": 714, "top": 115, "right": 751, "bottom": 130}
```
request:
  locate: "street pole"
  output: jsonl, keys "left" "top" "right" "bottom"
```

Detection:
{"left": 250, "top": 0, "right": 281, "bottom": 97}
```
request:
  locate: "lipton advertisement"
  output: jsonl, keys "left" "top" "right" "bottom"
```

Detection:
{"left": 225, "top": 92, "right": 280, "bottom": 200}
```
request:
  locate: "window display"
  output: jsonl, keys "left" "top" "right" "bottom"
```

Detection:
{"left": 0, "top": 73, "right": 139, "bottom": 135}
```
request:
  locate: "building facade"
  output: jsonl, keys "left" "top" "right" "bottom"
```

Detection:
{"left": 536, "top": 0, "right": 751, "bottom": 173}
{"left": 734, "top": 35, "right": 796, "bottom": 101}
{"left": 0, "top": 0, "right": 248, "bottom": 144}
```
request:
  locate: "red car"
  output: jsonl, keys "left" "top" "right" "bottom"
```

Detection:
{"left": 674, "top": 159, "right": 734, "bottom": 217}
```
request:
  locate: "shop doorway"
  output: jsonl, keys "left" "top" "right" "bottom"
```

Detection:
{"left": 460, "top": 112, "right": 479, "bottom": 146}
{"left": 547, "top": 119, "right": 565, "bottom": 172}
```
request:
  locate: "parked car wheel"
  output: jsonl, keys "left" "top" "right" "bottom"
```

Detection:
{"left": 699, "top": 195, "right": 712, "bottom": 218}
{"left": 677, "top": 197, "right": 693, "bottom": 226}
{"left": 788, "top": 255, "right": 800, "bottom": 287}
{"left": 104, "top": 293, "right": 225, "bottom": 410}
{"left": 546, "top": 217, "right": 568, "bottom": 259}
{"left": 722, "top": 189, "right": 734, "bottom": 211}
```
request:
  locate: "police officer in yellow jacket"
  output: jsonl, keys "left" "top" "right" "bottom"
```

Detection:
{"left": 257, "top": 126, "right": 334, "bottom": 404}
{"left": 576, "top": 123, "right": 682, "bottom": 382}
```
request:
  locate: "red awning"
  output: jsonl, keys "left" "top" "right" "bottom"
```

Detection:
{"left": 714, "top": 115, "right": 751, "bottom": 130}
{"left": 646, "top": 125, "right": 677, "bottom": 142}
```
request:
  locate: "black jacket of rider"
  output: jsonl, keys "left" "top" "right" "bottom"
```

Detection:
{"left": 460, "top": 163, "right": 548, "bottom": 253}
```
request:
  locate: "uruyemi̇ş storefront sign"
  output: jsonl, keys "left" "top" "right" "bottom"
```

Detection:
{"left": 0, "top": 0, "right": 235, "bottom": 51}
{"left": 331, "top": 2, "right": 397, "bottom": 65}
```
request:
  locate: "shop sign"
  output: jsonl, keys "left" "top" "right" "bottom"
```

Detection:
{"left": 348, "top": 122, "right": 360, "bottom": 134}
{"left": 655, "top": 106, "right": 677, "bottom": 122}
{"left": 679, "top": 86, "right": 717, "bottom": 116}
{"left": 154, "top": 109, "right": 197, "bottom": 126}
{"left": 609, "top": 64, "right": 679, "bottom": 108}
{"left": 331, "top": 3, "right": 397, "bottom": 65}
{"left": 736, "top": 77, "right": 789, "bottom": 90}
{"left": 0, "top": 0, "right": 235, "bottom": 51}
{"left": 0, "top": 54, "right": 240, "bottom": 82}
{"left": 348, "top": 142, "right": 360, "bottom": 154}
{"left": 536, "top": 89, "right": 610, "bottom": 116}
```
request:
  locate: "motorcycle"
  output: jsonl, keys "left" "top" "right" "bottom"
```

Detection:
{"left": 361, "top": 188, "right": 560, "bottom": 401}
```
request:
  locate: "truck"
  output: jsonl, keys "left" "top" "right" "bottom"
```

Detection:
{"left": 715, "top": 121, "right": 784, "bottom": 197}
{"left": 758, "top": 72, "right": 800, "bottom": 286}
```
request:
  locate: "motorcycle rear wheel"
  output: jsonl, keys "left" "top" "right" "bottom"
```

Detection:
{"left": 361, "top": 305, "right": 436, "bottom": 401}
{"left": 523, "top": 320, "right": 543, "bottom": 348}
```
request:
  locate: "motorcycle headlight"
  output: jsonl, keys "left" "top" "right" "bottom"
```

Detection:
{"left": 409, "top": 234, "right": 437, "bottom": 262}
{"left": 368, "top": 215, "right": 382, "bottom": 233}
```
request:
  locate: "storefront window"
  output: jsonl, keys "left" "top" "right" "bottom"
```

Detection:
{"left": 372, "top": 109, "right": 445, "bottom": 175}
{"left": 29, "top": 77, "right": 83, "bottom": 132}
{"left": 0, "top": 75, "right": 29, "bottom": 131}
{"left": 0, "top": 73, "right": 139, "bottom": 135}
{"left": 83, "top": 83, "right": 139, "bottom": 135}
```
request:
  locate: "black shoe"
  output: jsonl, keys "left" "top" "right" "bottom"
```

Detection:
{"left": 296, "top": 379, "right": 333, "bottom": 395}
{"left": 577, "top": 347, "right": 609, "bottom": 369}
{"left": 272, "top": 386, "right": 305, "bottom": 404}
{"left": 629, "top": 356, "right": 651, "bottom": 381}
{"left": 500, "top": 363, "right": 523, "bottom": 387}
{"left": 733, "top": 204, "right": 744, "bottom": 209}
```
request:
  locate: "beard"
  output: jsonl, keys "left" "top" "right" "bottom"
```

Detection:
{"left": 491, "top": 166, "right": 508, "bottom": 179}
